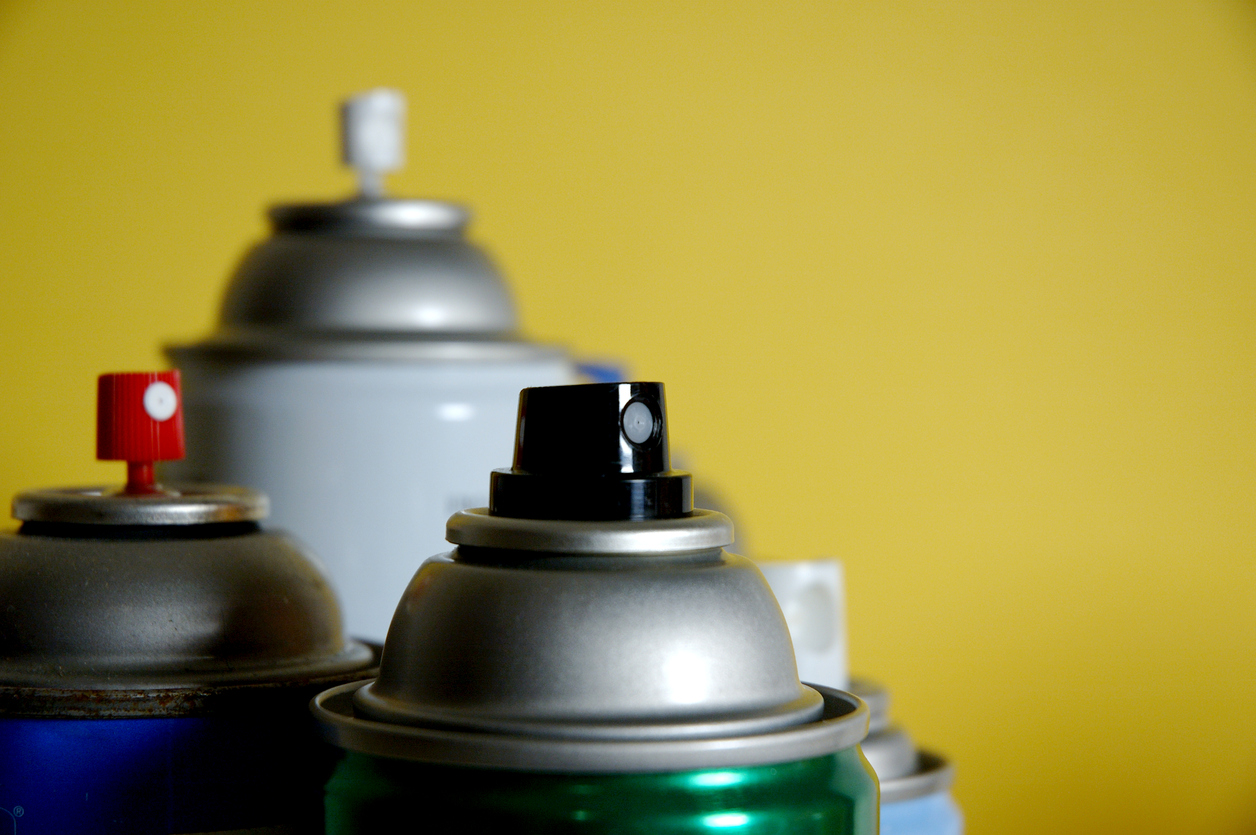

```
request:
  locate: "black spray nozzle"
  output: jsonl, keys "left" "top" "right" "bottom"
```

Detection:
{"left": 489, "top": 382, "right": 692, "bottom": 521}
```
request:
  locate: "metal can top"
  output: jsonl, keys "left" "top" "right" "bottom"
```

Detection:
{"left": 168, "top": 92, "right": 564, "bottom": 364}
{"left": 315, "top": 681, "right": 868, "bottom": 774}
{"left": 0, "top": 523, "right": 372, "bottom": 702}
{"left": 13, "top": 484, "right": 267, "bottom": 526}
{"left": 167, "top": 196, "right": 556, "bottom": 363}
{"left": 268, "top": 198, "right": 469, "bottom": 235}
{"left": 0, "top": 373, "right": 373, "bottom": 711}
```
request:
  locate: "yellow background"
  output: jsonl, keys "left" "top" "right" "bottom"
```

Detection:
{"left": 2, "top": 1, "right": 1254, "bottom": 832}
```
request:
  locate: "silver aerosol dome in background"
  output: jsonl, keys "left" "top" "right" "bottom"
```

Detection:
{"left": 181, "top": 87, "right": 534, "bottom": 356}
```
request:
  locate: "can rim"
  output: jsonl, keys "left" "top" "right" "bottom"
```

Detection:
{"left": 445, "top": 508, "right": 734, "bottom": 554}
{"left": 268, "top": 199, "right": 470, "bottom": 235}
{"left": 12, "top": 484, "right": 267, "bottom": 525}
{"left": 0, "top": 658, "right": 377, "bottom": 718}
{"left": 312, "top": 681, "right": 869, "bottom": 773}
{"left": 879, "top": 749, "right": 955, "bottom": 804}
{"left": 0, "top": 638, "right": 375, "bottom": 693}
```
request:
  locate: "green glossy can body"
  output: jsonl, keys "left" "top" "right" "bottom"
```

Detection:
{"left": 325, "top": 747, "right": 878, "bottom": 834}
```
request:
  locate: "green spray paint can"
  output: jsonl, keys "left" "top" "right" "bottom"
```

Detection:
{"left": 313, "top": 382, "right": 878, "bottom": 833}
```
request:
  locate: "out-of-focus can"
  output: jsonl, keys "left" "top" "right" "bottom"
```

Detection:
{"left": 312, "top": 382, "right": 879, "bottom": 833}
{"left": 0, "top": 372, "right": 374, "bottom": 834}
{"left": 759, "top": 559, "right": 963, "bottom": 835}
{"left": 165, "top": 90, "right": 576, "bottom": 643}
{"left": 852, "top": 681, "right": 962, "bottom": 835}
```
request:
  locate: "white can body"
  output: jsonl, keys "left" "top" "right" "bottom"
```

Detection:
{"left": 168, "top": 356, "right": 576, "bottom": 643}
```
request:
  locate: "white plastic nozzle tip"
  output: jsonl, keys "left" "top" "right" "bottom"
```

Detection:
{"left": 757, "top": 558, "right": 850, "bottom": 691}
{"left": 341, "top": 88, "right": 406, "bottom": 198}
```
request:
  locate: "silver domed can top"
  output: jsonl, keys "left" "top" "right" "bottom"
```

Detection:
{"left": 356, "top": 549, "right": 824, "bottom": 741}
{"left": 0, "top": 372, "right": 373, "bottom": 708}
{"left": 214, "top": 198, "right": 519, "bottom": 339}
{"left": 170, "top": 90, "right": 556, "bottom": 362}
{"left": 0, "top": 518, "right": 373, "bottom": 698}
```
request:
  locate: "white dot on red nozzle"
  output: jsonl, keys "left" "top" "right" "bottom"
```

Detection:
{"left": 143, "top": 381, "right": 178, "bottom": 421}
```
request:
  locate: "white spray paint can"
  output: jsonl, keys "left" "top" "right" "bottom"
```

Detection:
{"left": 166, "top": 89, "right": 576, "bottom": 643}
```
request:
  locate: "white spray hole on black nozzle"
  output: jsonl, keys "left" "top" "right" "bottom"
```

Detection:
{"left": 621, "top": 399, "right": 657, "bottom": 446}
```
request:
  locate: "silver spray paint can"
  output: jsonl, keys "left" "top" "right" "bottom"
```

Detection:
{"left": 166, "top": 90, "right": 576, "bottom": 642}
{"left": 312, "top": 382, "right": 878, "bottom": 833}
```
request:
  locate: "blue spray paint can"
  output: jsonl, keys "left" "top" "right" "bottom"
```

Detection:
{"left": 761, "top": 560, "right": 963, "bottom": 835}
{"left": 0, "top": 372, "right": 374, "bottom": 834}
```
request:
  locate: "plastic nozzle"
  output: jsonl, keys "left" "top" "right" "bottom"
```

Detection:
{"left": 757, "top": 559, "right": 850, "bottom": 691}
{"left": 341, "top": 88, "right": 406, "bottom": 198}
{"left": 488, "top": 382, "right": 693, "bottom": 521}
{"left": 97, "top": 371, "right": 185, "bottom": 493}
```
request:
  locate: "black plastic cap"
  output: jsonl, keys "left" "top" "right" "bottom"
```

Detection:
{"left": 489, "top": 382, "right": 692, "bottom": 520}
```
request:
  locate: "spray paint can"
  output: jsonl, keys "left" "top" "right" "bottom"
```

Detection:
{"left": 312, "top": 382, "right": 879, "bottom": 833}
{"left": 759, "top": 560, "right": 963, "bottom": 835}
{"left": 165, "top": 89, "right": 576, "bottom": 643}
{"left": 0, "top": 372, "right": 374, "bottom": 834}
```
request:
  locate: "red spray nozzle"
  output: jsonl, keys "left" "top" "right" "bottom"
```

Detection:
{"left": 97, "top": 371, "right": 186, "bottom": 493}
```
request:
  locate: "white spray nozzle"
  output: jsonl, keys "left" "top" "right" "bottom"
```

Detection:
{"left": 757, "top": 558, "right": 849, "bottom": 691}
{"left": 341, "top": 88, "right": 406, "bottom": 198}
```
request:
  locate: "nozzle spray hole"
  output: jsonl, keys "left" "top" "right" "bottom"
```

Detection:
{"left": 143, "top": 382, "right": 178, "bottom": 422}
{"left": 621, "top": 400, "right": 658, "bottom": 446}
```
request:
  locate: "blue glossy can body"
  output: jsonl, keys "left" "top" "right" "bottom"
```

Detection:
{"left": 0, "top": 711, "right": 336, "bottom": 835}
{"left": 882, "top": 790, "right": 963, "bottom": 835}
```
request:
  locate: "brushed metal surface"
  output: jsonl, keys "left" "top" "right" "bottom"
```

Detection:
{"left": 354, "top": 549, "right": 822, "bottom": 741}
{"left": 0, "top": 527, "right": 372, "bottom": 689}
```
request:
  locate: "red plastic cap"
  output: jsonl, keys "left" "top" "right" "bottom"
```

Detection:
{"left": 97, "top": 371, "right": 186, "bottom": 463}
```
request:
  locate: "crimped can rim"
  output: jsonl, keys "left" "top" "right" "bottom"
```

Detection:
{"left": 312, "top": 681, "right": 869, "bottom": 774}
{"left": 880, "top": 750, "right": 956, "bottom": 804}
